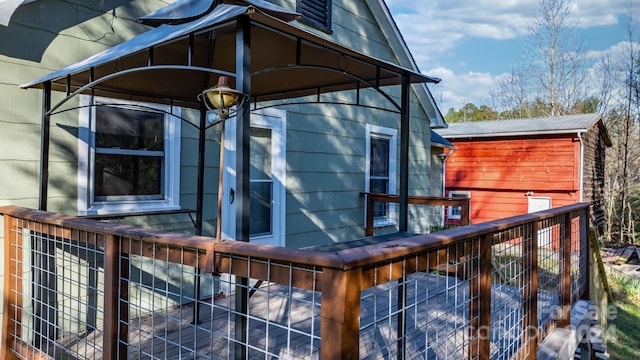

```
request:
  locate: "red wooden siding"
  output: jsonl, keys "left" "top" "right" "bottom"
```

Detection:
{"left": 445, "top": 136, "right": 581, "bottom": 223}
{"left": 447, "top": 189, "right": 579, "bottom": 224}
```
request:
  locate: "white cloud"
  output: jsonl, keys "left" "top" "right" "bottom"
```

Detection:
{"left": 385, "top": 0, "right": 636, "bottom": 112}
{"left": 571, "top": 0, "right": 634, "bottom": 28}
{"left": 386, "top": 0, "right": 632, "bottom": 66}
{"left": 425, "top": 67, "right": 500, "bottom": 111}
{"left": 427, "top": 40, "right": 638, "bottom": 113}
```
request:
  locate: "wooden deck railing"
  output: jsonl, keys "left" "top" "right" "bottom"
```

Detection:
{"left": 363, "top": 193, "right": 470, "bottom": 236}
{"left": 1, "top": 203, "right": 590, "bottom": 359}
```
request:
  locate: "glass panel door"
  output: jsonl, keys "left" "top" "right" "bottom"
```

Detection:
{"left": 221, "top": 110, "right": 286, "bottom": 247}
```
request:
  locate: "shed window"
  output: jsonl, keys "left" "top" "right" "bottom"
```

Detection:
{"left": 297, "top": 0, "right": 332, "bottom": 32}
{"left": 448, "top": 191, "right": 470, "bottom": 220}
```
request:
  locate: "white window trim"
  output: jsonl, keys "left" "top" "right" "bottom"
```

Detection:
{"left": 365, "top": 124, "right": 397, "bottom": 228}
{"left": 448, "top": 191, "right": 471, "bottom": 220}
{"left": 77, "top": 96, "right": 181, "bottom": 216}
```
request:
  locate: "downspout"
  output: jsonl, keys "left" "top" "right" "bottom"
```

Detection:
{"left": 578, "top": 132, "right": 584, "bottom": 202}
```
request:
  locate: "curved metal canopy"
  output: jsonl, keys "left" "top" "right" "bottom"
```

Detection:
{"left": 21, "top": 1, "right": 439, "bottom": 111}
{"left": 138, "top": 0, "right": 302, "bottom": 26}
{"left": 30, "top": 0, "right": 439, "bottom": 246}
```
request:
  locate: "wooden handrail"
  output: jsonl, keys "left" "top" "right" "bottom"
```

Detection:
{"left": 362, "top": 193, "right": 470, "bottom": 236}
{"left": 0, "top": 203, "right": 592, "bottom": 360}
{"left": 0, "top": 203, "right": 590, "bottom": 273}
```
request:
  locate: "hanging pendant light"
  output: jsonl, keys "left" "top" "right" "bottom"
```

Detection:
{"left": 198, "top": 76, "right": 244, "bottom": 119}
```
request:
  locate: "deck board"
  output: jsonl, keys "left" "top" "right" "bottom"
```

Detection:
{"left": 39, "top": 272, "right": 559, "bottom": 359}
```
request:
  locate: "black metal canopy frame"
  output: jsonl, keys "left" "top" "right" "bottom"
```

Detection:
{"left": 21, "top": 0, "right": 441, "bottom": 353}
{"left": 23, "top": 0, "right": 439, "bottom": 242}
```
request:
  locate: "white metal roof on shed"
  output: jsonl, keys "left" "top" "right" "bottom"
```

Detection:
{"left": 435, "top": 113, "right": 608, "bottom": 141}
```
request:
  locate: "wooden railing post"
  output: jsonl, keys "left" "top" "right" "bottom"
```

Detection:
{"left": 321, "top": 267, "right": 361, "bottom": 360}
{"left": 469, "top": 234, "right": 492, "bottom": 360}
{"left": 365, "top": 194, "right": 374, "bottom": 236}
{"left": 103, "top": 234, "right": 128, "bottom": 360}
{"left": 581, "top": 208, "right": 591, "bottom": 300}
{"left": 460, "top": 198, "right": 470, "bottom": 226}
{"left": 558, "top": 213, "right": 573, "bottom": 327}
{"left": 523, "top": 221, "right": 539, "bottom": 360}
{"left": 2, "top": 215, "right": 19, "bottom": 360}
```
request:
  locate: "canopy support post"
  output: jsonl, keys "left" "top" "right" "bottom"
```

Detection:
{"left": 234, "top": 15, "right": 251, "bottom": 360}
{"left": 399, "top": 73, "right": 410, "bottom": 232}
{"left": 192, "top": 103, "right": 207, "bottom": 324}
{"left": 196, "top": 104, "right": 206, "bottom": 236}
{"left": 397, "top": 73, "right": 411, "bottom": 359}
{"left": 38, "top": 81, "right": 51, "bottom": 211}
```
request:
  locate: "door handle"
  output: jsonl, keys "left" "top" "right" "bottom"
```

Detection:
{"left": 230, "top": 188, "right": 235, "bottom": 204}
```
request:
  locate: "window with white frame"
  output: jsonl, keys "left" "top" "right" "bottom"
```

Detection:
{"left": 448, "top": 191, "right": 470, "bottom": 219}
{"left": 78, "top": 96, "right": 181, "bottom": 215}
{"left": 365, "top": 124, "right": 397, "bottom": 226}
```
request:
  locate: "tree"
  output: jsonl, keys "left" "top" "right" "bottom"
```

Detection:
{"left": 444, "top": 103, "right": 498, "bottom": 123}
{"left": 600, "top": 3, "right": 640, "bottom": 243}
{"left": 492, "top": 0, "right": 586, "bottom": 117}
{"left": 492, "top": 68, "right": 534, "bottom": 119}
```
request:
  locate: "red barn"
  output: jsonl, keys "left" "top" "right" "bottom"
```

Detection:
{"left": 436, "top": 114, "right": 611, "bottom": 230}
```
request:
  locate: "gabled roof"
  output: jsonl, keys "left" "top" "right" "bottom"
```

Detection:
{"left": 365, "top": 0, "right": 446, "bottom": 128}
{"left": 436, "top": 113, "right": 612, "bottom": 146}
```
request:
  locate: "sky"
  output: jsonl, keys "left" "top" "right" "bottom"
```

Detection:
{"left": 385, "top": 0, "right": 639, "bottom": 113}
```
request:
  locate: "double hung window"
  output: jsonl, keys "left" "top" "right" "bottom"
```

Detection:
{"left": 78, "top": 97, "right": 180, "bottom": 215}
{"left": 365, "top": 124, "right": 397, "bottom": 226}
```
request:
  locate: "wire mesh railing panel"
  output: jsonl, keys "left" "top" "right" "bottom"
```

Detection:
{"left": 571, "top": 213, "right": 588, "bottom": 302}
{"left": 123, "top": 251, "right": 323, "bottom": 360}
{"left": 217, "top": 257, "right": 322, "bottom": 360}
{"left": 1, "top": 203, "right": 593, "bottom": 360}
{"left": 123, "top": 237, "right": 208, "bottom": 360}
{"left": 359, "top": 239, "right": 481, "bottom": 359}
{"left": 536, "top": 216, "right": 562, "bottom": 341}
{"left": 491, "top": 224, "right": 531, "bottom": 360}
{"left": 5, "top": 219, "right": 107, "bottom": 359}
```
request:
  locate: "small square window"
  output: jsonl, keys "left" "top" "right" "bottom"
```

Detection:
{"left": 448, "top": 191, "right": 470, "bottom": 220}
{"left": 297, "top": 0, "right": 332, "bottom": 32}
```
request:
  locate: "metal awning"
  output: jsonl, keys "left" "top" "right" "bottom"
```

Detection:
{"left": 26, "top": 0, "right": 438, "bottom": 248}
{"left": 22, "top": 2, "right": 438, "bottom": 113}
{"left": 138, "top": 0, "right": 302, "bottom": 26}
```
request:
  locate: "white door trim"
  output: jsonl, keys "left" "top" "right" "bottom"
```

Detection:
{"left": 221, "top": 108, "right": 286, "bottom": 247}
